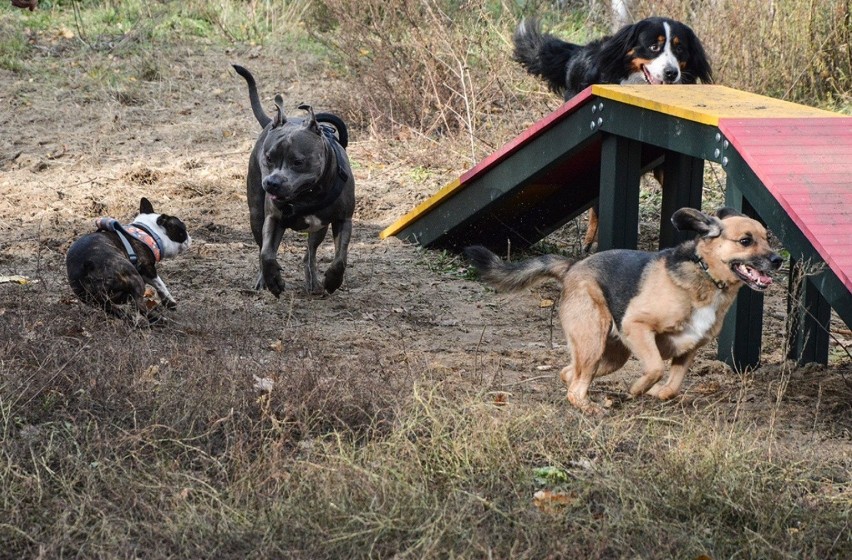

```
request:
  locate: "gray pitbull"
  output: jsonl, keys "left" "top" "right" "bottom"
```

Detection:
{"left": 234, "top": 64, "right": 355, "bottom": 297}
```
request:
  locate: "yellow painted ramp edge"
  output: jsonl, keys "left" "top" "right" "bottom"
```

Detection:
{"left": 379, "top": 177, "right": 463, "bottom": 239}
{"left": 592, "top": 84, "right": 842, "bottom": 126}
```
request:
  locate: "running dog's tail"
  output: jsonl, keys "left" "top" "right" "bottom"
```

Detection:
{"left": 233, "top": 64, "right": 272, "bottom": 128}
{"left": 464, "top": 245, "right": 574, "bottom": 292}
{"left": 513, "top": 18, "right": 579, "bottom": 96}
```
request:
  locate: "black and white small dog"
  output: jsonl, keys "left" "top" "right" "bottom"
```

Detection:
{"left": 66, "top": 197, "right": 191, "bottom": 323}
{"left": 513, "top": 16, "right": 712, "bottom": 100}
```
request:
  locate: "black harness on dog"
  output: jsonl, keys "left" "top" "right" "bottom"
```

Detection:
{"left": 279, "top": 128, "right": 349, "bottom": 222}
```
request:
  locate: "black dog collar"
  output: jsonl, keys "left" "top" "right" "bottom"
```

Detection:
{"left": 691, "top": 253, "right": 727, "bottom": 290}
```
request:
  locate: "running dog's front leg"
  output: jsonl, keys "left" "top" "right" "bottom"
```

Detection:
{"left": 304, "top": 225, "right": 329, "bottom": 295}
{"left": 646, "top": 349, "right": 697, "bottom": 400}
{"left": 621, "top": 320, "right": 666, "bottom": 397}
{"left": 146, "top": 275, "right": 177, "bottom": 309}
{"left": 259, "top": 206, "right": 287, "bottom": 296}
{"left": 323, "top": 218, "right": 352, "bottom": 294}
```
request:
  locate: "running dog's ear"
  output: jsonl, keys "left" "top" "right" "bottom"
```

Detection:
{"left": 715, "top": 207, "right": 744, "bottom": 220}
{"left": 298, "top": 103, "right": 321, "bottom": 135}
{"left": 139, "top": 197, "right": 155, "bottom": 215}
{"left": 671, "top": 207, "right": 722, "bottom": 238}
{"left": 272, "top": 94, "right": 287, "bottom": 128}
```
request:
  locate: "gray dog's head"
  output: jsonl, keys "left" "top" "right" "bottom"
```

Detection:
{"left": 259, "top": 97, "right": 331, "bottom": 203}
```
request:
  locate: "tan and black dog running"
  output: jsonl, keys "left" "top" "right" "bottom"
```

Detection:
{"left": 464, "top": 207, "right": 782, "bottom": 415}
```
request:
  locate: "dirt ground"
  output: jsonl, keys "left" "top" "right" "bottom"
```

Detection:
{"left": 1, "top": 39, "right": 850, "bottom": 442}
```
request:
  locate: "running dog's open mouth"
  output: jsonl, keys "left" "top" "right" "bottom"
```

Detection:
{"left": 641, "top": 65, "right": 662, "bottom": 85}
{"left": 732, "top": 262, "right": 773, "bottom": 291}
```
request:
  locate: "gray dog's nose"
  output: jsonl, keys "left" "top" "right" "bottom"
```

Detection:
{"left": 262, "top": 175, "right": 284, "bottom": 191}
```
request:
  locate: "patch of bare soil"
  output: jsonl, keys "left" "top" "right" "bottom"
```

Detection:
{"left": 1, "top": 39, "right": 850, "bottom": 445}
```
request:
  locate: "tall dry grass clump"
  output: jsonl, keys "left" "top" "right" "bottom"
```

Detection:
{"left": 306, "top": 0, "right": 530, "bottom": 159}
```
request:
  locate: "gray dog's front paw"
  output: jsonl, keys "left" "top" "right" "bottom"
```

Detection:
{"left": 323, "top": 261, "right": 346, "bottom": 294}
{"left": 261, "top": 260, "right": 284, "bottom": 297}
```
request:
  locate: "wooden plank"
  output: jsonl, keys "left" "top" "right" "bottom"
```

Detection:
{"left": 787, "top": 258, "right": 831, "bottom": 364}
{"left": 598, "top": 135, "right": 641, "bottom": 250}
{"left": 718, "top": 187, "right": 765, "bottom": 369}
{"left": 659, "top": 152, "right": 703, "bottom": 248}
{"left": 592, "top": 85, "right": 842, "bottom": 126}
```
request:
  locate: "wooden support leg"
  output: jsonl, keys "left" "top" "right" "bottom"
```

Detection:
{"left": 598, "top": 135, "right": 641, "bottom": 251}
{"left": 787, "top": 259, "right": 831, "bottom": 365}
{"left": 717, "top": 184, "right": 765, "bottom": 370}
{"left": 659, "top": 151, "right": 704, "bottom": 249}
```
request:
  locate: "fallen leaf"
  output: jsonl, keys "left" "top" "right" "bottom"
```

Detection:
{"left": 693, "top": 381, "right": 721, "bottom": 395}
{"left": 0, "top": 275, "right": 37, "bottom": 285}
{"left": 269, "top": 339, "right": 283, "bottom": 352}
{"left": 533, "top": 489, "right": 578, "bottom": 512}
{"left": 139, "top": 365, "right": 160, "bottom": 384}
{"left": 539, "top": 298, "right": 554, "bottom": 308}
{"left": 253, "top": 375, "right": 274, "bottom": 392}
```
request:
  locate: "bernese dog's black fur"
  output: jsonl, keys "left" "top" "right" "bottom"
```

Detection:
{"left": 514, "top": 17, "right": 712, "bottom": 100}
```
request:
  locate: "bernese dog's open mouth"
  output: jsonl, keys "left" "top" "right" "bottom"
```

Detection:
{"left": 641, "top": 64, "right": 663, "bottom": 85}
{"left": 732, "top": 262, "right": 773, "bottom": 291}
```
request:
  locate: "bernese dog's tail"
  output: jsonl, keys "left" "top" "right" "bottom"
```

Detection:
{"left": 512, "top": 18, "right": 579, "bottom": 96}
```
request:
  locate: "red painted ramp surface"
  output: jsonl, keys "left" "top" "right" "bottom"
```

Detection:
{"left": 719, "top": 118, "right": 852, "bottom": 292}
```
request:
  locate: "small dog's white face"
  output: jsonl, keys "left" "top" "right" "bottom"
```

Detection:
{"left": 133, "top": 212, "right": 192, "bottom": 259}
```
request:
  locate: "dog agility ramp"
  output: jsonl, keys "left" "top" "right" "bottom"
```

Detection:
{"left": 381, "top": 84, "right": 852, "bottom": 367}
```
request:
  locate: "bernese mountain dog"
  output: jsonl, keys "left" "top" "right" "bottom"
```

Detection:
{"left": 513, "top": 17, "right": 712, "bottom": 251}
{"left": 513, "top": 16, "right": 712, "bottom": 100}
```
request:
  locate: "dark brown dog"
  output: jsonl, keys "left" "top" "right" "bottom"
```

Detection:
{"left": 465, "top": 207, "right": 781, "bottom": 415}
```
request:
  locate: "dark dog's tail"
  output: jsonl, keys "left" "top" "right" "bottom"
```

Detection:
{"left": 315, "top": 112, "right": 349, "bottom": 150}
{"left": 233, "top": 64, "right": 271, "bottom": 128}
{"left": 464, "top": 245, "right": 574, "bottom": 292}
{"left": 513, "top": 18, "right": 579, "bottom": 96}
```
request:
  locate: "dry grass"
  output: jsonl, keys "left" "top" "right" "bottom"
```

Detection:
{"left": 2, "top": 288, "right": 850, "bottom": 558}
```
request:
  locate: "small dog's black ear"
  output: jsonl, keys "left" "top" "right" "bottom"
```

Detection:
{"left": 298, "top": 103, "right": 321, "bottom": 135}
{"left": 140, "top": 197, "right": 155, "bottom": 214}
{"left": 272, "top": 94, "right": 287, "bottom": 128}
{"left": 715, "top": 207, "right": 744, "bottom": 220}
{"left": 671, "top": 207, "right": 722, "bottom": 238}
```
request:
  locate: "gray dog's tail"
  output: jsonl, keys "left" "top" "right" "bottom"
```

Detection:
{"left": 315, "top": 112, "right": 349, "bottom": 149}
{"left": 233, "top": 64, "right": 272, "bottom": 128}
{"left": 464, "top": 245, "right": 574, "bottom": 292}
{"left": 234, "top": 63, "right": 349, "bottom": 148}
{"left": 513, "top": 18, "right": 579, "bottom": 96}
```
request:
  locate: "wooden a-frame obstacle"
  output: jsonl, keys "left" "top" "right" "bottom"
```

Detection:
{"left": 380, "top": 85, "right": 852, "bottom": 369}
